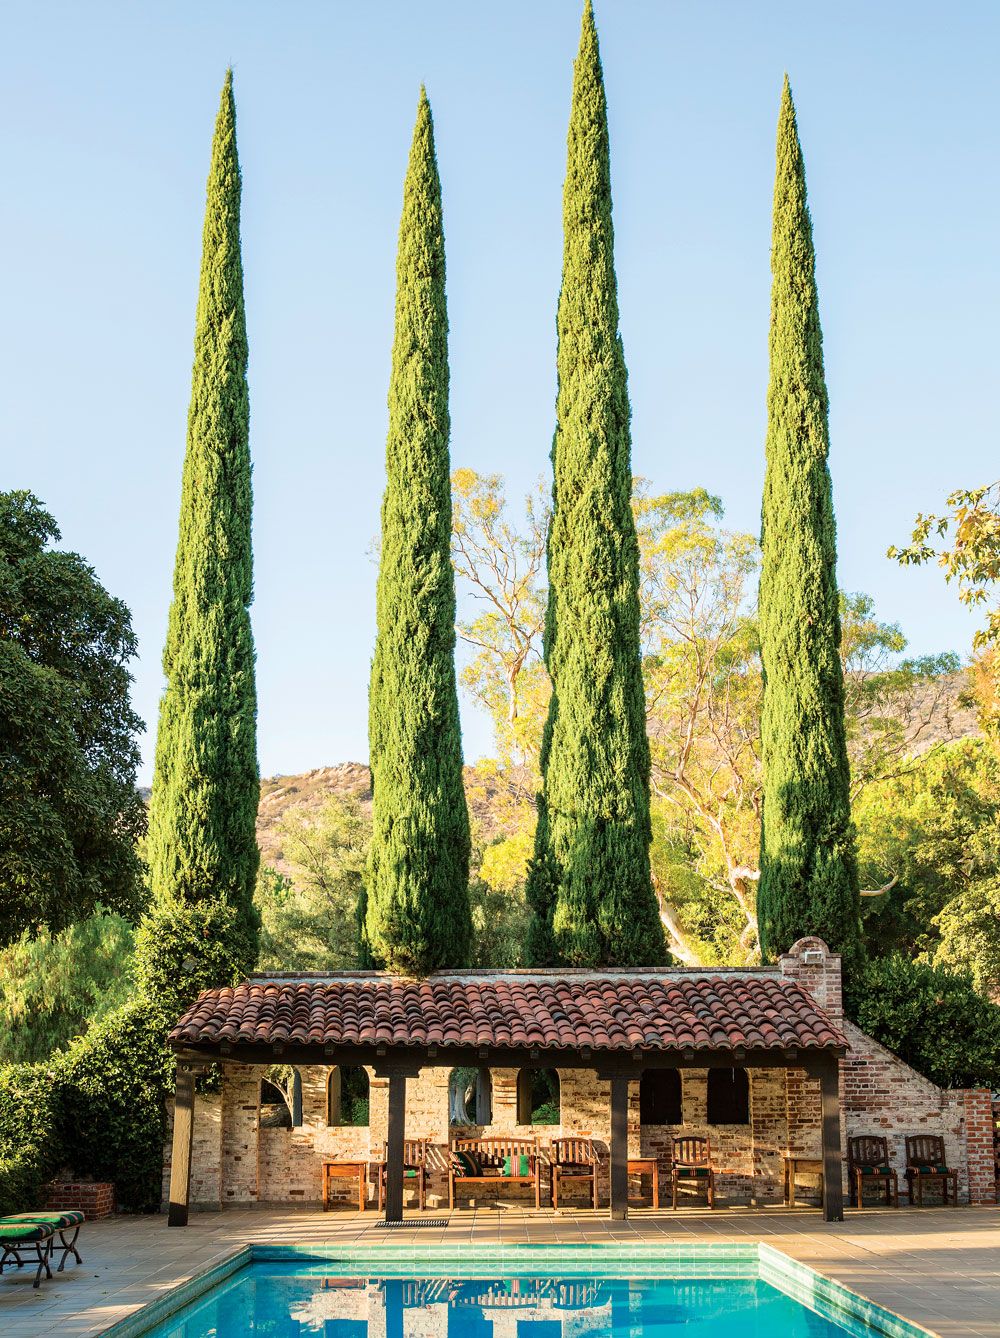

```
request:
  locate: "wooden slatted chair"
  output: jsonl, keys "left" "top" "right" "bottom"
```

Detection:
{"left": 551, "top": 1136, "right": 600, "bottom": 1209}
{"left": 375, "top": 1138, "right": 428, "bottom": 1211}
{"left": 670, "top": 1135, "right": 715, "bottom": 1209}
{"left": 905, "top": 1135, "right": 958, "bottom": 1206}
{"left": 848, "top": 1135, "right": 899, "bottom": 1208}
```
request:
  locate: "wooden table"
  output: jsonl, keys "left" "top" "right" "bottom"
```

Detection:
{"left": 627, "top": 1157, "right": 660, "bottom": 1209}
{"left": 321, "top": 1160, "right": 369, "bottom": 1212}
{"left": 783, "top": 1155, "right": 824, "bottom": 1208}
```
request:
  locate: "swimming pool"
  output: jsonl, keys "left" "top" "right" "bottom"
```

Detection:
{"left": 106, "top": 1245, "right": 933, "bottom": 1338}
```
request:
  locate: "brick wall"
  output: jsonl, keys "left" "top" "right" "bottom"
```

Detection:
{"left": 164, "top": 938, "right": 998, "bottom": 1210}
{"left": 45, "top": 1181, "right": 115, "bottom": 1219}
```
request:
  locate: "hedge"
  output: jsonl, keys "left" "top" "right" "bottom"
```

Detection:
{"left": 845, "top": 954, "right": 1000, "bottom": 1091}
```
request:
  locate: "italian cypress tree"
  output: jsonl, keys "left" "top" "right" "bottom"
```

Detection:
{"left": 365, "top": 90, "right": 472, "bottom": 975}
{"left": 757, "top": 78, "right": 861, "bottom": 965}
{"left": 146, "top": 70, "right": 259, "bottom": 973}
{"left": 525, "top": 2, "right": 666, "bottom": 967}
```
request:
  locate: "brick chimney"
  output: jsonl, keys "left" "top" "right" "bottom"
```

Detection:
{"left": 778, "top": 937, "right": 843, "bottom": 1020}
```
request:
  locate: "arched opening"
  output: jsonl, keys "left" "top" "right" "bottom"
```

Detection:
{"left": 639, "top": 1069, "right": 682, "bottom": 1125}
{"left": 327, "top": 1066, "right": 370, "bottom": 1127}
{"left": 261, "top": 1065, "right": 303, "bottom": 1128}
{"left": 707, "top": 1067, "right": 749, "bottom": 1125}
{"left": 449, "top": 1067, "right": 492, "bottom": 1125}
{"left": 516, "top": 1068, "right": 560, "bottom": 1125}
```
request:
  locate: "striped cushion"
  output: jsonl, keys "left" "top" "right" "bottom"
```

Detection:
{"left": 676, "top": 1166, "right": 711, "bottom": 1178}
{"left": 451, "top": 1150, "right": 482, "bottom": 1176}
{"left": 0, "top": 1222, "right": 54, "bottom": 1243}
{"left": 5, "top": 1211, "right": 84, "bottom": 1229}
{"left": 911, "top": 1164, "right": 949, "bottom": 1174}
{"left": 858, "top": 1165, "right": 891, "bottom": 1175}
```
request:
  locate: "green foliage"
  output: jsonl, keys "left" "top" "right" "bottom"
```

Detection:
{"left": 133, "top": 899, "right": 258, "bottom": 1031}
{"left": 0, "top": 491, "right": 146, "bottom": 945}
{"left": 526, "top": 3, "right": 665, "bottom": 967}
{"left": 0, "top": 910, "right": 135, "bottom": 1064}
{"left": 845, "top": 955, "right": 1000, "bottom": 1090}
{"left": 57, "top": 998, "right": 173, "bottom": 1211}
{"left": 756, "top": 79, "right": 861, "bottom": 966}
{"left": 146, "top": 70, "right": 259, "bottom": 953}
{"left": 891, "top": 480, "right": 1000, "bottom": 655}
{"left": 257, "top": 795, "right": 369, "bottom": 973}
{"left": 366, "top": 90, "right": 471, "bottom": 974}
{"left": 855, "top": 737, "right": 1000, "bottom": 994}
{"left": 0, "top": 1062, "right": 63, "bottom": 1217}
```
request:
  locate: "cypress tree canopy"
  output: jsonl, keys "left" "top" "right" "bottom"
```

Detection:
{"left": 525, "top": 3, "right": 666, "bottom": 968}
{"left": 146, "top": 70, "right": 260, "bottom": 965}
{"left": 365, "top": 90, "right": 472, "bottom": 975}
{"left": 756, "top": 78, "right": 861, "bottom": 965}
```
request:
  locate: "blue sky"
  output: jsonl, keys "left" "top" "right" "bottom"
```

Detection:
{"left": 3, "top": 1, "right": 998, "bottom": 782}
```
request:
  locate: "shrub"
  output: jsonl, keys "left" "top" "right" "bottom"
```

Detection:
{"left": 0, "top": 1061, "right": 64, "bottom": 1216}
{"left": 845, "top": 954, "right": 1000, "bottom": 1090}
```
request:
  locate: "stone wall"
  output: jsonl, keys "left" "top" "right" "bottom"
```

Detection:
{"left": 164, "top": 939, "right": 997, "bottom": 1210}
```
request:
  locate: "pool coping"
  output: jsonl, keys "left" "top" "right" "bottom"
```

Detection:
{"left": 99, "top": 1240, "right": 937, "bottom": 1338}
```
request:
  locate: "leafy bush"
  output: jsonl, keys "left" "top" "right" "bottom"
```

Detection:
{"left": 0, "top": 910, "right": 136, "bottom": 1063}
{"left": 0, "top": 1060, "right": 65, "bottom": 1216}
{"left": 845, "top": 954, "right": 1000, "bottom": 1090}
{"left": 133, "top": 899, "right": 258, "bottom": 1031}
{"left": 58, "top": 998, "right": 171, "bottom": 1211}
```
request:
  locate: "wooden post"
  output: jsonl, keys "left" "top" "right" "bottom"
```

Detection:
{"left": 384, "top": 1071, "right": 407, "bottom": 1224}
{"left": 820, "top": 1057, "right": 844, "bottom": 1223}
{"left": 609, "top": 1074, "right": 629, "bottom": 1221}
{"left": 167, "top": 1063, "right": 196, "bottom": 1227}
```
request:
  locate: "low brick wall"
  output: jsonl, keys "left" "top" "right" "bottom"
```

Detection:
{"left": 46, "top": 1181, "right": 115, "bottom": 1218}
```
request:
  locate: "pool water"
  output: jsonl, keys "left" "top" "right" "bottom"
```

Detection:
{"left": 144, "top": 1265, "right": 860, "bottom": 1337}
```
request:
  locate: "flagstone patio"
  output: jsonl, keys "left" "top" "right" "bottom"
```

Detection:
{"left": 1, "top": 1205, "right": 998, "bottom": 1338}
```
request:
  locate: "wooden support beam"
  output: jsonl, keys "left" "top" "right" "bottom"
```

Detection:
{"left": 384, "top": 1071, "right": 407, "bottom": 1224}
{"left": 167, "top": 1063, "right": 196, "bottom": 1227}
{"left": 609, "top": 1074, "right": 629, "bottom": 1221}
{"left": 820, "top": 1057, "right": 844, "bottom": 1223}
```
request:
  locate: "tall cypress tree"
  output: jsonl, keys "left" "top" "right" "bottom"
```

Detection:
{"left": 757, "top": 78, "right": 861, "bottom": 964}
{"left": 365, "top": 90, "right": 472, "bottom": 975}
{"left": 525, "top": 3, "right": 666, "bottom": 967}
{"left": 146, "top": 71, "right": 259, "bottom": 963}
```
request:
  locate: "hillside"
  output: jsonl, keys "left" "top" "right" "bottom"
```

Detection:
{"left": 255, "top": 671, "right": 979, "bottom": 876}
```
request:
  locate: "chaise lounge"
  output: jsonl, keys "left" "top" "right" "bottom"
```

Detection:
{"left": 0, "top": 1209, "right": 85, "bottom": 1287}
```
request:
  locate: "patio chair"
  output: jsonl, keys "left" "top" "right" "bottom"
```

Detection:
{"left": 374, "top": 1138, "right": 428, "bottom": 1211}
{"left": 670, "top": 1135, "right": 715, "bottom": 1209}
{"left": 904, "top": 1135, "right": 958, "bottom": 1206}
{"left": 847, "top": 1135, "right": 899, "bottom": 1208}
{"left": 551, "top": 1137, "right": 600, "bottom": 1209}
{"left": 0, "top": 1219, "right": 56, "bottom": 1288}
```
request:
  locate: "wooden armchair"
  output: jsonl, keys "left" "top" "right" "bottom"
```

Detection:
{"left": 551, "top": 1137, "right": 600, "bottom": 1209}
{"left": 670, "top": 1136, "right": 715, "bottom": 1209}
{"left": 905, "top": 1135, "right": 958, "bottom": 1206}
{"left": 848, "top": 1135, "right": 898, "bottom": 1208}
{"left": 375, "top": 1138, "right": 428, "bottom": 1211}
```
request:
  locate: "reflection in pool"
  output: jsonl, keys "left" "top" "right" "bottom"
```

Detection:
{"left": 148, "top": 1265, "right": 855, "bottom": 1336}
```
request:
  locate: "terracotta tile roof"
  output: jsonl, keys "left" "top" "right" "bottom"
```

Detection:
{"left": 169, "top": 971, "right": 847, "bottom": 1056}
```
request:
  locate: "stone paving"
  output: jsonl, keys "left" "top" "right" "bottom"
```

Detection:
{"left": 1, "top": 1204, "right": 998, "bottom": 1338}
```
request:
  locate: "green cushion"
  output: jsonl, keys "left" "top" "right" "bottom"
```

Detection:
{"left": 676, "top": 1166, "right": 711, "bottom": 1178}
{"left": 5, "top": 1211, "right": 84, "bottom": 1229}
{"left": 502, "top": 1154, "right": 530, "bottom": 1177}
{"left": 403, "top": 1168, "right": 418, "bottom": 1178}
{"left": 858, "top": 1165, "right": 891, "bottom": 1175}
{"left": 0, "top": 1222, "right": 54, "bottom": 1243}
{"left": 911, "top": 1164, "right": 949, "bottom": 1175}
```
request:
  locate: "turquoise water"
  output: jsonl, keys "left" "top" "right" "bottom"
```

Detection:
{"left": 144, "top": 1265, "right": 856, "bottom": 1336}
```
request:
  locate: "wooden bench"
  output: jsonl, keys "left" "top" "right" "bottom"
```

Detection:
{"left": 449, "top": 1136, "right": 542, "bottom": 1208}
